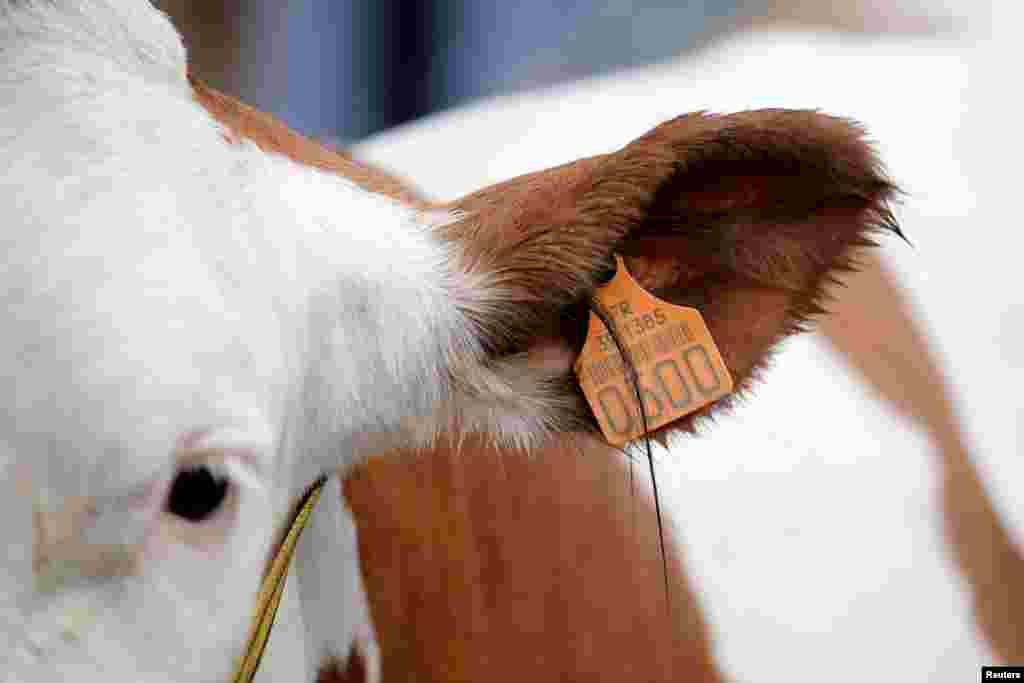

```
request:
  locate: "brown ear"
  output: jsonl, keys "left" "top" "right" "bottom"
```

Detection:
{"left": 442, "top": 109, "right": 900, "bottom": 435}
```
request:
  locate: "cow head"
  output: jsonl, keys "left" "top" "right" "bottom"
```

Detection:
{"left": 0, "top": 2, "right": 898, "bottom": 681}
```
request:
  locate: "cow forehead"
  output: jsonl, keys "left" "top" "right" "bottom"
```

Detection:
{"left": 0, "top": 147, "right": 292, "bottom": 495}
{"left": 0, "top": 112, "right": 452, "bottom": 503}
{"left": 1, "top": 0, "right": 466, "bottom": 503}
{"left": 0, "top": 277, "right": 283, "bottom": 497}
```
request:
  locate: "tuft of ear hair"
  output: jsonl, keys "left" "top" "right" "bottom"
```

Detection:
{"left": 439, "top": 109, "right": 901, "bottom": 439}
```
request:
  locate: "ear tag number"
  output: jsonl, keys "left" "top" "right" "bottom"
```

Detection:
{"left": 573, "top": 255, "right": 734, "bottom": 446}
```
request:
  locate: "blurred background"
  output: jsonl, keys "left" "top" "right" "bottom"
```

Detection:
{"left": 157, "top": 0, "right": 959, "bottom": 146}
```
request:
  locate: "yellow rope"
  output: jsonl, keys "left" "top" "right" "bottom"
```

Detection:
{"left": 232, "top": 475, "right": 327, "bottom": 683}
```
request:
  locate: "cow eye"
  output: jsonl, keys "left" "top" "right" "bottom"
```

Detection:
{"left": 164, "top": 462, "right": 230, "bottom": 523}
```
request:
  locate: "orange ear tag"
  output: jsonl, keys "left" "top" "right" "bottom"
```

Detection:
{"left": 574, "top": 255, "right": 734, "bottom": 447}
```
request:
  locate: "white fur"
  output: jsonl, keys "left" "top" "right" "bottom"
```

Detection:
{"left": 0, "top": 1, "right": 481, "bottom": 681}
{"left": 295, "top": 476, "right": 380, "bottom": 683}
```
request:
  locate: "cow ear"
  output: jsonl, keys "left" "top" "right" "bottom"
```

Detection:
{"left": 439, "top": 110, "right": 900, "bottom": 439}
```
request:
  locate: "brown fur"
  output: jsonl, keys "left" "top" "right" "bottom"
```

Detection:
{"left": 160, "top": 3, "right": 243, "bottom": 94}
{"left": 441, "top": 110, "right": 899, "bottom": 438}
{"left": 343, "top": 436, "right": 723, "bottom": 683}
{"left": 189, "top": 75, "right": 430, "bottom": 208}
{"left": 190, "top": 80, "right": 961, "bottom": 683}
{"left": 189, "top": 79, "right": 898, "bottom": 438}
{"left": 317, "top": 649, "right": 366, "bottom": 683}
{"left": 192, "top": 79, "right": 726, "bottom": 681}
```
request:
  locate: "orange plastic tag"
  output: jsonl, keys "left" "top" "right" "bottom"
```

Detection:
{"left": 574, "top": 256, "right": 734, "bottom": 446}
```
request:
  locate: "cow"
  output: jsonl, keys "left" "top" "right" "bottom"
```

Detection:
{"left": 0, "top": 2, "right": 919, "bottom": 681}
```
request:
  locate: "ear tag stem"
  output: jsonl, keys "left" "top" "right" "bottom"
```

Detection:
{"left": 574, "top": 255, "right": 734, "bottom": 446}
{"left": 232, "top": 476, "right": 327, "bottom": 683}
